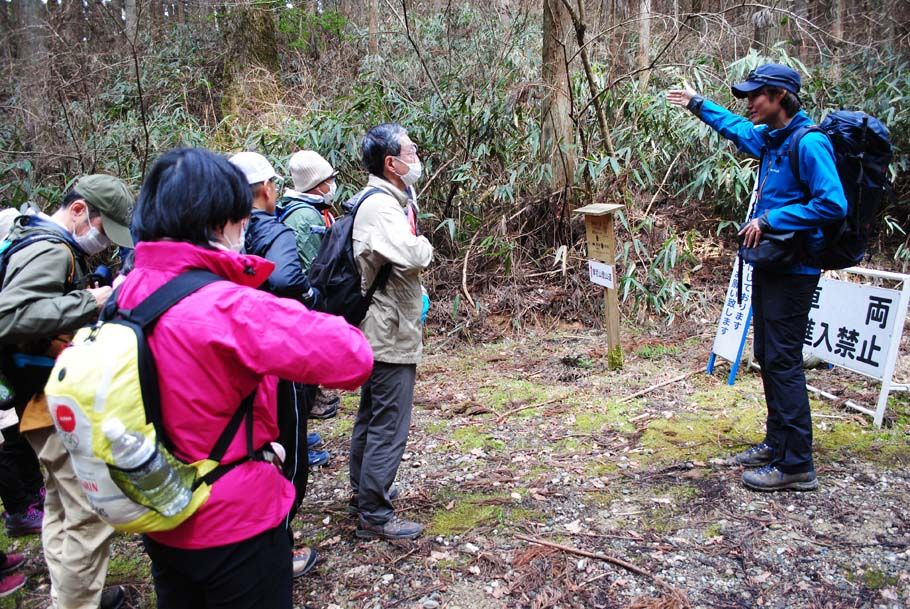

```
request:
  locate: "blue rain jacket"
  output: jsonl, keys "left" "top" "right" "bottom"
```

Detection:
{"left": 693, "top": 99, "right": 848, "bottom": 275}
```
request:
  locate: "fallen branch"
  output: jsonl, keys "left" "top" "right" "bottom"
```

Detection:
{"left": 515, "top": 534, "right": 687, "bottom": 601}
{"left": 495, "top": 395, "right": 567, "bottom": 424}
{"left": 461, "top": 230, "right": 479, "bottom": 311}
{"left": 618, "top": 368, "right": 703, "bottom": 404}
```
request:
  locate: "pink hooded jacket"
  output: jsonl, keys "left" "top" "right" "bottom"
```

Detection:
{"left": 117, "top": 241, "right": 373, "bottom": 549}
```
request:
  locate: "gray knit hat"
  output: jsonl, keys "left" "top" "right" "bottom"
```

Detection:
{"left": 289, "top": 151, "right": 337, "bottom": 193}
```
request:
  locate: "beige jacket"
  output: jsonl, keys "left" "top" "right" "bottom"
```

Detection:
{"left": 352, "top": 176, "right": 433, "bottom": 364}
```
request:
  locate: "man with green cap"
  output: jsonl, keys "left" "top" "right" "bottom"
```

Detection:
{"left": 0, "top": 174, "right": 133, "bottom": 609}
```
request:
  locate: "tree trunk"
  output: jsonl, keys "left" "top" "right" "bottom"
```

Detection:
{"left": 14, "top": 0, "right": 48, "bottom": 146}
{"left": 793, "top": 0, "right": 809, "bottom": 63}
{"left": 176, "top": 0, "right": 185, "bottom": 23}
{"left": 831, "top": 0, "right": 844, "bottom": 77}
{"left": 637, "top": 0, "right": 650, "bottom": 90}
{"left": 368, "top": 0, "right": 378, "bottom": 54}
{"left": 219, "top": 0, "right": 280, "bottom": 117}
{"left": 540, "top": 0, "right": 576, "bottom": 205}
{"left": 125, "top": 0, "right": 138, "bottom": 40}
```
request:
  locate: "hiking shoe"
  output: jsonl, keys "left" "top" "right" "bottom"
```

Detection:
{"left": 308, "top": 449, "right": 330, "bottom": 467}
{"left": 309, "top": 390, "right": 339, "bottom": 420}
{"left": 100, "top": 585, "right": 125, "bottom": 609}
{"left": 307, "top": 432, "right": 322, "bottom": 448}
{"left": 0, "top": 553, "right": 25, "bottom": 575}
{"left": 4, "top": 507, "right": 42, "bottom": 537}
{"left": 731, "top": 443, "right": 774, "bottom": 467}
{"left": 0, "top": 573, "right": 25, "bottom": 598}
{"left": 292, "top": 547, "right": 318, "bottom": 578}
{"left": 742, "top": 465, "right": 818, "bottom": 492}
{"left": 348, "top": 485, "right": 400, "bottom": 514}
{"left": 356, "top": 515, "right": 422, "bottom": 541}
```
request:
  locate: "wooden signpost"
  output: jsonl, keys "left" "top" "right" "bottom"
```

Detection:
{"left": 574, "top": 203, "right": 624, "bottom": 370}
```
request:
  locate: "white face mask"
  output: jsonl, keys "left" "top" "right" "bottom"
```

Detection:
{"left": 395, "top": 158, "right": 423, "bottom": 186}
{"left": 322, "top": 181, "right": 337, "bottom": 206}
{"left": 73, "top": 216, "right": 111, "bottom": 256}
{"left": 210, "top": 222, "right": 246, "bottom": 253}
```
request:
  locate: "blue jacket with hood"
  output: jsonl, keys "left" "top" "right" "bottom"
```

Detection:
{"left": 691, "top": 98, "right": 848, "bottom": 275}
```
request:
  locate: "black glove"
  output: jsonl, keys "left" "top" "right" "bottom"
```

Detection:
{"left": 686, "top": 95, "right": 705, "bottom": 116}
{"left": 303, "top": 286, "right": 321, "bottom": 310}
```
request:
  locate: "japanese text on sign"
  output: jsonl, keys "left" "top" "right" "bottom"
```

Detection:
{"left": 588, "top": 260, "right": 615, "bottom": 289}
{"left": 804, "top": 278, "right": 899, "bottom": 380}
{"left": 712, "top": 258, "right": 753, "bottom": 362}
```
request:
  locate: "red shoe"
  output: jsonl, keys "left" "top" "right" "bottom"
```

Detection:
{"left": 0, "top": 573, "right": 26, "bottom": 598}
{"left": 0, "top": 553, "right": 25, "bottom": 575}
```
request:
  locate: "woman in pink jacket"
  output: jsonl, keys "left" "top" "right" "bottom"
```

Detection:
{"left": 118, "top": 148, "right": 374, "bottom": 609}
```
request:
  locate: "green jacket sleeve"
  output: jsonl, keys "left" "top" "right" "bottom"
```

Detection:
{"left": 284, "top": 206, "right": 326, "bottom": 272}
{"left": 0, "top": 242, "right": 97, "bottom": 344}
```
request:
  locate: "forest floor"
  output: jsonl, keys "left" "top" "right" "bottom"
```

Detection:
{"left": 4, "top": 321, "right": 910, "bottom": 609}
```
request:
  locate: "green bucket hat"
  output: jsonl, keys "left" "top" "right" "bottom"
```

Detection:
{"left": 75, "top": 174, "right": 134, "bottom": 248}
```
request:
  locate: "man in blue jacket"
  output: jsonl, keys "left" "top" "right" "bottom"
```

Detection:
{"left": 668, "top": 64, "right": 847, "bottom": 492}
{"left": 228, "top": 151, "right": 326, "bottom": 576}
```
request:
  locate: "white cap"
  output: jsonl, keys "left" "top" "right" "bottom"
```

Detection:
{"left": 101, "top": 417, "right": 126, "bottom": 442}
{"left": 288, "top": 150, "right": 337, "bottom": 193}
{"left": 229, "top": 151, "right": 280, "bottom": 185}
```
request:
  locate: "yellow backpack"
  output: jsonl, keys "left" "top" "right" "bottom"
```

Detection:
{"left": 44, "top": 271, "right": 258, "bottom": 534}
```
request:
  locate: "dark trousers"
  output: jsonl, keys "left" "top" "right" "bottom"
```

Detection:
{"left": 752, "top": 268, "right": 819, "bottom": 474}
{"left": 0, "top": 423, "right": 44, "bottom": 513}
{"left": 275, "top": 381, "right": 311, "bottom": 534}
{"left": 143, "top": 524, "right": 292, "bottom": 609}
{"left": 349, "top": 362, "right": 416, "bottom": 524}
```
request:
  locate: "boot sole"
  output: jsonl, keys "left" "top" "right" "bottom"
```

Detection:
{"left": 355, "top": 528, "right": 421, "bottom": 541}
{"left": 308, "top": 409, "right": 338, "bottom": 420}
{"left": 743, "top": 478, "right": 818, "bottom": 492}
{"left": 0, "top": 578, "right": 25, "bottom": 598}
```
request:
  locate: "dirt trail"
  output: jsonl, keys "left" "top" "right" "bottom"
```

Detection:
{"left": 8, "top": 328, "right": 910, "bottom": 609}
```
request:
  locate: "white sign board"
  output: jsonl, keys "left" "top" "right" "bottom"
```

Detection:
{"left": 711, "top": 259, "right": 753, "bottom": 363}
{"left": 588, "top": 260, "right": 615, "bottom": 289}
{"left": 804, "top": 278, "right": 899, "bottom": 380}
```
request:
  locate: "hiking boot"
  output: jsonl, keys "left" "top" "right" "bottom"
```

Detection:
{"left": 292, "top": 547, "right": 318, "bottom": 578}
{"left": 0, "top": 573, "right": 25, "bottom": 598}
{"left": 348, "top": 485, "right": 400, "bottom": 514}
{"left": 742, "top": 465, "right": 818, "bottom": 492}
{"left": 307, "top": 432, "right": 322, "bottom": 448}
{"left": 100, "top": 585, "right": 126, "bottom": 609}
{"left": 0, "top": 553, "right": 25, "bottom": 575}
{"left": 731, "top": 443, "right": 774, "bottom": 467}
{"left": 308, "top": 449, "right": 330, "bottom": 467}
{"left": 309, "top": 390, "right": 339, "bottom": 420}
{"left": 356, "top": 515, "right": 422, "bottom": 541}
{"left": 4, "top": 506, "right": 42, "bottom": 537}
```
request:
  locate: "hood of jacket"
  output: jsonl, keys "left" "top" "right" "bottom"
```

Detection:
{"left": 277, "top": 189, "right": 331, "bottom": 213}
{"left": 128, "top": 239, "right": 274, "bottom": 288}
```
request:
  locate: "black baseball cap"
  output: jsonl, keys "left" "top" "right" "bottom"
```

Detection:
{"left": 731, "top": 63, "right": 801, "bottom": 98}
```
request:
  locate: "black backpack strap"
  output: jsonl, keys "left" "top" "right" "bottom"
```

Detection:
{"left": 352, "top": 187, "right": 393, "bottom": 298}
{"left": 122, "top": 270, "right": 222, "bottom": 329}
{"left": 0, "top": 232, "right": 78, "bottom": 288}
{"left": 277, "top": 201, "right": 314, "bottom": 224}
{"left": 192, "top": 391, "right": 259, "bottom": 489}
{"left": 788, "top": 125, "right": 823, "bottom": 190}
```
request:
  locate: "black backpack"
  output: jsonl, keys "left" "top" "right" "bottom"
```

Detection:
{"left": 789, "top": 110, "right": 893, "bottom": 270}
{"left": 308, "top": 188, "right": 391, "bottom": 326}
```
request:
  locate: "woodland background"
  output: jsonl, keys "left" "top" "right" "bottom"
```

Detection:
{"left": 1, "top": 0, "right": 909, "bottom": 332}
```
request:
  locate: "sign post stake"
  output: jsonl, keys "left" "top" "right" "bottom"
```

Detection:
{"left": 574, "top": 203, "right": 625, "bottom": 370}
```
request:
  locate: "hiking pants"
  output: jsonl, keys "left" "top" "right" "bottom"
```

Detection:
{"left": 751, "top": 268, "right": 819, "bottom": 475}
{"left": 0, "top": 423, "right": 44, "bottom": 513}
{"left": 275, "top": 380, "right": 311, "bottom": 535}
{"left": 143, "top": 524, "right": 292, "bottom": 609}
{"left": 349, "top": 362, "right": 416, "bottom": 524}
{"left": 25, "top": 426, "right": 115, "bottom": 609}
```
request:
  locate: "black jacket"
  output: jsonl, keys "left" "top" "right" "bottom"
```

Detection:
{"left": 244, "top": 209, "right": 314, "bottom": 302}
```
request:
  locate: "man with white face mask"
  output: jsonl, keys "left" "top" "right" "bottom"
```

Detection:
{"left": 348, "top": 123, "right": 433, "bottom": 541}
{"left": 276, "top": 151, "right": 343, "bottom": 422}
{"left": 0, "top": 174, "right": 133, "bottom": 609}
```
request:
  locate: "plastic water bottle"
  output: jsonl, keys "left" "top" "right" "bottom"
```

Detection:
{"left": 101, "top": 418, "right": 192, "bottom": 517}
